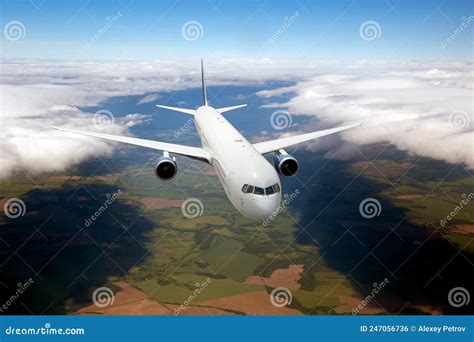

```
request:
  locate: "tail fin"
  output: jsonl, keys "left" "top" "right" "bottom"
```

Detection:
{"left": 201, "top": 59, "right": 208, "bottom": 106}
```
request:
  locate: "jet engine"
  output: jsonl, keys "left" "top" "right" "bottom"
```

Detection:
{"left": 273, "top": 149, "right": 299, "bottom": 177}
{"left": 154, "top": 152, "right": 177, "bottom": 180}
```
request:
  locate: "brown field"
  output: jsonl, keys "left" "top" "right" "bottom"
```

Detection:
{"left": 393, "top": 194, "right": 420, "bottom": 199}
{"left": 76, "top": 281, "right": 301, "bottom": 315}
{"left": 76, "top": 281, "right": 232, "bottom": 315}
{"left": 245, "top": 264, "right": 304, "bottom": 289}
{"left": 198, "top": 291, "right": 302, "bottom": 315}
{"left": 334, "top": 295, "right": 443, "bottom": 315}
{"left": 139, "top": 197, "right": 184, "bottom": 210}
{"left": 451, "top": 224, "right": 474, "bottom": 235}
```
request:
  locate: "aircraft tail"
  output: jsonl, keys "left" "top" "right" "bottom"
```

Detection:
{"left": 201, "top": 59, "right": 208, "bottom": 106}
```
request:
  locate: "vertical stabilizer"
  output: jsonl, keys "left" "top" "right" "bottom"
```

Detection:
{"left": 201, "top": 59, "right": 208, "bottom": 106}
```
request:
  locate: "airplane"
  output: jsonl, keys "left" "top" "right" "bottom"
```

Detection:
{"left": 51, "top": 60, "right": 361, "bottom": 220}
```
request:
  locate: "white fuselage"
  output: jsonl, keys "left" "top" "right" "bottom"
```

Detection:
{"left": 194, "top": 106, "right": 281, "bottom": 219}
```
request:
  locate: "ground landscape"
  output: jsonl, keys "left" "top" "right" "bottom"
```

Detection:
{"left": 0, "top": 120, "right": 472, "bottom": 315}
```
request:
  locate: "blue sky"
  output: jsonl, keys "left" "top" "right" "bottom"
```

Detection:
{"left": 1, "top": 0, "right": 473, "bottom": 60}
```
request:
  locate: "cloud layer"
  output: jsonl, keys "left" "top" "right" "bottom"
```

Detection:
{"left": 259, "top": 60, "right": 473, "bottom": 169}
{"left": 0, "top": 59, "right": 472, "bottom": 180}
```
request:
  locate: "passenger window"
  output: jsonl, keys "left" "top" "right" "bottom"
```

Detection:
{"left": 254, "top": 187, "right": 264, "bottom": 195}
{"left": 242, "top": 184, "right": 249, "bottom": 193}
{"left": 265, "top": 186, "right": 275, "bottom": 195}
{"left": 273, "top": 183, "right": 281, "bottom": 193}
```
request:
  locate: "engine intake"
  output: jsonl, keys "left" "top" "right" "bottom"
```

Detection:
{"left": 274, "top": 150, "right": 299, "bottom": 177}
{"left": 155, "top": 153, "right": 177, "bottom": 180}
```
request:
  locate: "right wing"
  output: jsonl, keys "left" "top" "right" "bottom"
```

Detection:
{"left": 50, "top": 126, "right": 208, "bottom": 162}
{"left": 253, "top": 123, "right": 362, "bottom": 155}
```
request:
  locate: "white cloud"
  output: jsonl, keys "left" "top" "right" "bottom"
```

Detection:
{"left": 259, "top": 60, "right": 473, "bottom": 169}
{"left": 137, "top": 93, "right": 161, "bottom": 105}
{"left": 0, "top": 59, "right": 472, "bottom": 180}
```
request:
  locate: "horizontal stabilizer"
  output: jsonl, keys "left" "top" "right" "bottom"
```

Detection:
{"left": 216, "top": 104, "right": 247, "bottom": 114}
{"left": 156, "top": 105, "right": 196, "bottom": 115}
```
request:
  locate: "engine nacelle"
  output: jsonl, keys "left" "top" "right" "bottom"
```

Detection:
{"left": 154, "top": 153, "right": 177, "bottom": 180}
{"left": 274, "top": 150, "right": 299, "bottom": 177}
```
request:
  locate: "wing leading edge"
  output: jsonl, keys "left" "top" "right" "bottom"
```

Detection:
{"left": 49, "top": 126, "right": 208, "bottom": 162}
{"left": 253, "top": 123, "right": 362, "bottom": 155}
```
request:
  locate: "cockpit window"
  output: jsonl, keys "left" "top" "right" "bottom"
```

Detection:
{"left": 265, "top": 186, "right": 275, "bottom": 195}
{"left": 241, "top": 184, "right": 254, "bottom": 193}
{"left": 242, "top": 183, "right": 280, "bottom": 195}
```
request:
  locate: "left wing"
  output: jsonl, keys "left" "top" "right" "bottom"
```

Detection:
{"left": 49, "top": 126, "right": 208, "bottom": 162}
{"left": 253, "top": 123, "right": 362, "bottom": 155}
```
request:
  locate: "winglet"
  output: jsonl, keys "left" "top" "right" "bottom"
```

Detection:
{"left": 201, "top": 59, "right": 208, "bottom": 106}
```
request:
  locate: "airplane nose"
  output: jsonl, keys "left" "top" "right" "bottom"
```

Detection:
{"left": 254, "top": 197, "right": 279, "bottom": 220}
